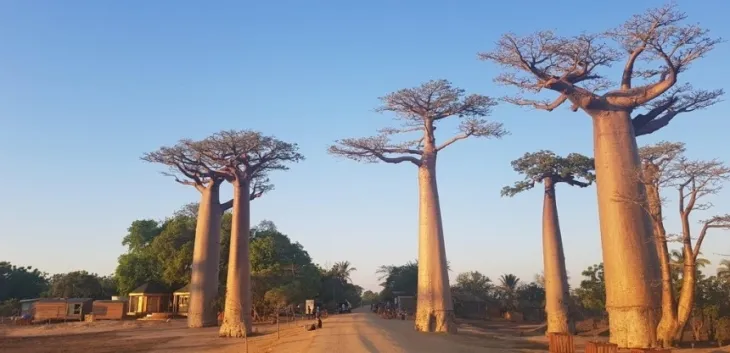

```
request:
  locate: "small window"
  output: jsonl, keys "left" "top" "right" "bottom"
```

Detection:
{"left": 72, "top": 304, "right": 82, "bottom": 315}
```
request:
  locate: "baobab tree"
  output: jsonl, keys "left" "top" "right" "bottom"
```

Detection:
{"left": 329, "top": 79, "right": 507, "bottom": 333}
{"left": 637, "top": 142, "right": 730, "bottom": 345}
{"left": 671, "top": 158, "right": 730, "bottom": 341}
{"left": 479, "top": 4, "right": 721, "bottom": 347}
{"left": 195, "top": 130, "right": 304, "bottom": 337}
{"left": 637, "top": 141, "right": 685, "bottom": 346}
{"left": 502, "top": 151, "right": 595, "bottom": 334}
{"left": 142, "top": 140, "right": 233, "bottom": 328}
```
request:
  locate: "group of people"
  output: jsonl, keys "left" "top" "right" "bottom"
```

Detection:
{"left": 305, "top": 304, "right": 323, "bottom": 320}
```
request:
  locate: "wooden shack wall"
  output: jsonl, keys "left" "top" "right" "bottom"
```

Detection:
{"left": 34, "top": 302, "right": 67, "bottom": 321}
{"left": 92, "top": 301, "right": 127, "bottom": 320}
{"left": 81, "top": 300, "right": 93, "bottom": 317}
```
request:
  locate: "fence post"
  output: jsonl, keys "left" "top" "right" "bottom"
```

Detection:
{"left": 548, "top": 332, "right": 575, "bottom": 353}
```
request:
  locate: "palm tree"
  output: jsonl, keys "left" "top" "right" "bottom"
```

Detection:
{"left": 670, "top": 250, "right": 711, "bottom": 269}
{"left": 331, "top": 261, "right": 357, "bottom": 283}
{"left": 718, "top": 259, "right": 730, "bottom": 280}
{"left": 499, "top": 274, "right": 520, "bottom": 292}
{"left": 498, "top": 274, "right": 520, "bottom": 311}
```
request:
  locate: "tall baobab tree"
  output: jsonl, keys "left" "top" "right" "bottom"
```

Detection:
{"left": 329, "top": 79, "right": 507, "bottom": 333}
{"left": 502, "top": 151, "right": 595, "bottom": 334}
{"left": 196, "top": 130, "right": 303, "bottom": 337}
{"left": 637, "top": 141, "right": 685, "bottom": 346}
{"left": 479, "top": 4, "right": 721, "bottom": 347}
{"left": 637, "top": 142, "right": 730, "bottom": 345}
{"left": 142, "top": 140, "right": 233, "bottom": 328}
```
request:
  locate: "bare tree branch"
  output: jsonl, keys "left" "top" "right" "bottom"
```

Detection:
{"left": 481, "top": 3, "right": 721, "bottom": 116}
{"left": 502, "top": 94, "right": 568, "bottom": 112}
{"left": 142, "top": 141, "right": 227, "bottom": 193}
{"left": 250, "top": 177, "right": 275, "bottom": 201}
{"left": 634, "top": 85, "right": 724, "bottom": 136}
{"left": 437, "top": 118, "right": 507, "bottom": 151}
{"left": 638, "top": 141, "right": 686, "bottom": 186}
{"left": 604, "top": 4, "right": 722, "bottom": 108}
{"left": 194, "top": 130, "right": 304, "bottom": 199}
{"left": 328, "top": 136, "right": 421, "bottom": 165}
{"left": 330, "top": 79, "right": 506, "bottom": 166}
{"left": 479, "top": 31, "right": 619, "bottom": 112}
{"left": 693, "top": 214, "right": 730, "bottom": 260}
{"left": 674, "top": 158, "right": 730, "bottom": 215}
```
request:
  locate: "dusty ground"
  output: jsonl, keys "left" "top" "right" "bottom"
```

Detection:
{"left": 1, "top": 309, "right": 729, "bottom": 352}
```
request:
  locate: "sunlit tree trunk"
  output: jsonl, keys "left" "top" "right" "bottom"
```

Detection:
{"left": 542, "top": 177, "right": 574, "bottom": 334}
{"left": 645, "top": 178, "right": 678, "bottom": 347}
{"left": 188, "top": 183, "right": 223, "bottom": 328}
{"left": 219, "top": 179, "right": 252, "bottom": 337}
{"left": 592, "top": 111, "right": 658, "bottom": 348}
{"left": 674, "top": 216, "right": 696, "bottom": 342}
{"left": 414, "top": 149, "right": 455, "bottom": 333}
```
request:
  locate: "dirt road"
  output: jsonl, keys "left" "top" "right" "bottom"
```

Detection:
{"left": 268, "top": 309, "right": 543, "bottom": 353}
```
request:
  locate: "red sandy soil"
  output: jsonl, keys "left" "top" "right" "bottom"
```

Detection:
{"left": 1, "top": 310, "right": 728, "bottom": 352}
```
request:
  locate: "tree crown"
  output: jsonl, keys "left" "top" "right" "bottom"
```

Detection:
{"left": 479, "top": 3, "right": 723, "bottom": 136}
{"left": 329, "top": 79, "right": 507, "bottom": 166}
{"left": 501, "top": 150, "right": 595, "bottom": 197}
{"left": 142, "top": 130, "right": 303, "bottom": 199}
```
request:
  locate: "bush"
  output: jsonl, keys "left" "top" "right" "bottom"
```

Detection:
{"left": 715, "top": 317, "right": 730, "bottom": 346}
{"left": 0, "top": 299, "right": 20, "bottom": 317}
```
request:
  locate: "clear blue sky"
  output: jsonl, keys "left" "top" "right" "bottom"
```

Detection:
{"left": 1, "top": 0, "right": 729, "bottom": 293}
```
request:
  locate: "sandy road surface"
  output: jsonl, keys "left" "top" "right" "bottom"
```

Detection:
{"left": 268, "top": 309, "right": 538, "bottom": 353}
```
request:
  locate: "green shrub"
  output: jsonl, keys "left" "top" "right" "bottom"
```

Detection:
{"left": 0, "top": 299, "right": 20, "bottom": 317}
{"left": 715, "top": 317, "right": 730, "bottom": 346}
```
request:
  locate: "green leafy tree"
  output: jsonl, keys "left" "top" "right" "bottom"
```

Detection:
{"left": 573, "top": 263, "right": 606, "bottom": 313}
{"left": 377, "top": 261, "right": 419, "bottom": 300}
{"left": 151, "top": 214, "right": 197, "bottom": 288}
{"left": 0, "top": 262, "right": 48, "bottom": 301}
{"left": 115, "top": 251, "right": 161, "bottom": 295}
{"left": 248, "top": 222, "right": 320, "bottom": 316}
{"left": 454, "top": 271, "right": 492, "bottom": 300}
{"left": 362, "top": 290, "right": 380, "bottom": 305}
{"left": 122, "top": 220, "right": 163, "bottom": 252}
{"left": 47, "top": 271, "right": 116, "bottom": 299}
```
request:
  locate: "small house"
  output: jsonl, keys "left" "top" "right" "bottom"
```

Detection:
{"left": 92, "top": 300, "right": 127, "bottom": 320}
{"left": 19, "top": 298, "right": 40, "bottom": 317}
{"left": 128, "top": 282, "right": 171, "bottom": 315}
{"left": 34, "top": 298, "right": 93, "bottom": 322}
{"left": 172, "top": 284, "right": 190, "bottom": 316}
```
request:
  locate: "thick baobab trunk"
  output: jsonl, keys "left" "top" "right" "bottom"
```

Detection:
{"left": 542, "top": 178, "right": 574, "bottom": 334}
{"left": 188, "top": 184, "right": 223, "bottom": 328}
{"left": 414, "top": 152, "right": 455, "bottom": 333}
{"left": 220, "top": 179, "right": 252, "bottom": 337}
{"left": 592, "top": 111, "right": 658, "bottom": 348}
{"left": 645, "top": 181, "right": 677, "bottom": 347}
